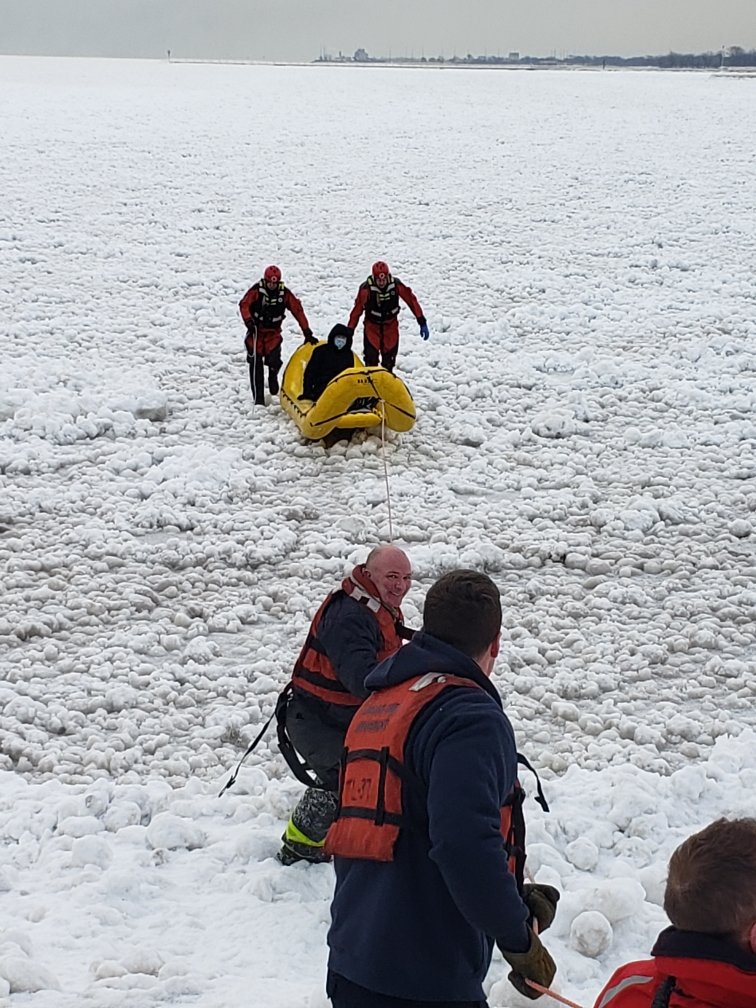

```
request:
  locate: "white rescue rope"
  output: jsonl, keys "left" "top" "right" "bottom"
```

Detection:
{"left": 250, "top": 325, "right": 258, "bottom": 415}
{"left": 378, "top": 398, "right": 395, "bottom": 541}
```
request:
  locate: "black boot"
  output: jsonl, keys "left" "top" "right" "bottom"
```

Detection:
{"left": 268, "top": 368, "right": 280, "bottom": 396}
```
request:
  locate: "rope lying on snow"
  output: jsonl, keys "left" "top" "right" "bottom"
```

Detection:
{"left": 364, "top": 371, "right": 396, "bottom": 542}
{"left": 378, "top": 399, "right": 395, "bottom": 540}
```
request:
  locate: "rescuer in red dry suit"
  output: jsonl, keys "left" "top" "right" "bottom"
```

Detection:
{"left": 346, "top": 260, "right": 428, "bottom": 373}
{"left": 239, "top": 265, "right": 315, "bottom": 405}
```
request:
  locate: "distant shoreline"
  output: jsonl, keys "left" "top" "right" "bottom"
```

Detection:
{"left": 2, "top": 53, "right": 754, "bottom": 75}
{"left": 162, "top": 58, "right": 756, "bottom": 75}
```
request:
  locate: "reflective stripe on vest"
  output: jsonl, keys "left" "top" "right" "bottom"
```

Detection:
{"left": 596, "top": 974, "right": 655, "bottom": 1008}
{"left": 365, "top": 276, "right": 400, "bottom": 323}
{"left": 325, "top": 672, "right": 527, "bottom": 883}
{"left": 253, "top": 282, "right": 286, "bottom": 327}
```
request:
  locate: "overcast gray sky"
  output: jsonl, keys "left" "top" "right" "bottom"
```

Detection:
{"left": 1, "top": 0, "right": 754, "bottom": 61}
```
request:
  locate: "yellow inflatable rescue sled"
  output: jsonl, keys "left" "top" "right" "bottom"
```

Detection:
{"left": 280, "top": 343, "right": 416, "bottom": 441}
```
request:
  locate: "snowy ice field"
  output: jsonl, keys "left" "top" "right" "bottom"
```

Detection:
{"left": 1, "top": 56, "right": 755, "bottom": 1006}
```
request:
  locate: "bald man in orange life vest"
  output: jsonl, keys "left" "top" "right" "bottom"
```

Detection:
{"left": 276, "top": 545, "right": 413, "bottom": 866}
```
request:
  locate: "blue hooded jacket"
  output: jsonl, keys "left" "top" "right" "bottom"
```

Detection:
{"left": 327, "top": 631, "right": 531, "bottom": 1002}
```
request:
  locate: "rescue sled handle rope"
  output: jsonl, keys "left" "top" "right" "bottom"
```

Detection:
{"left": 379, "top": 399, "right": 395, "bottom": 541}
{"left": 249, "top": 324, "right": 258, "bottom": 415}
{"left": 365, "top": 372, "right": 395, "bottom": 542}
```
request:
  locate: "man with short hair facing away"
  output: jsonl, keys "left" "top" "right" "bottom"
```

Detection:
{"left": 594, "top": 817, "right": 756, "bottom": 1008}
{"left": 326, "top": 569, "right": 558, "bottom": 1007}
{"left": 346, "top": 260, "right": 429, "bottom": 373}
{"left": 277, "top": 545, "right": 412, "bottom": 866}
{"left": 239, "top": 265, "right": 316, "bottom": 405}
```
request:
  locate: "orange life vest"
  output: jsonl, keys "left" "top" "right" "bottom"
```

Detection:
{"left": 291, "top": 568, "right": 406, "bottom": 708}
{"left": 325, "top": 672, "right": 537, "bottom": 889}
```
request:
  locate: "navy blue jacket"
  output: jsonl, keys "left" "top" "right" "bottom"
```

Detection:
{"left": 327, "top": 631, "right": 531, "bottom": 1002}
{"left": 317, "top": 592, "right": 382, "bottom": 702}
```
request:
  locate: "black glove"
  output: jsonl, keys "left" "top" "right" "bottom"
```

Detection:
{"left": 302, "top": 329, "right": 317, "bottom": 345}
{"left": 522, "top": 883, "right": 560, "bottom": 933}
{"left": 498, "top": 929, "right": 556, "bottom": 1000}
{"left": 344, "top": 326, "right": 354, "bottom": 336}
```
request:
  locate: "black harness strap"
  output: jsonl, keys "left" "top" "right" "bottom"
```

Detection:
{"left": 517, "top": 752, "right": 549, "bottom": 812}
{"left": 651, "top": 976, "right": 676, "bottom": 1008}
{"left": 274, "top": 683, "right": 331, "bottom": 790}
{"left": 217, "top": 700, "right": 280, "bottom": 797}
{"left": 336, "top": 807, "right": 404, "bottom": 826}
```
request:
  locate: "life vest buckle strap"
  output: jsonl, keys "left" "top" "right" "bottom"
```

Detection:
{"left": 375, "top": 746, "right": 390, "bottom": 826}
{"left": 410, "top": 672, "right": 447, "bottom": 692}
{"left": 338, "top": 806, "right": 403, "bottom": 827}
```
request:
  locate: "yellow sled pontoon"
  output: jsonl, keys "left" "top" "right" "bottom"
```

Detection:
{"left": 280, "top": 343, "right": 416, "bottom": 441}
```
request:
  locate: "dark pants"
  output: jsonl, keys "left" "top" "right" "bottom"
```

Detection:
{"left": 327, "top": 972, "right": 488, "bottom": 1008}
{"left": 363, "top": 340, "right": 397, "bottom": 373}
{"left": 247, "top": 344, "right": 282, "bottom": 404}
{"left": 283, "top": 692, "right": 348, "bottom": 855}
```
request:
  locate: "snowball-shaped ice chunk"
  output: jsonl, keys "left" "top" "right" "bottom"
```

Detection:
{"left": 530, "top": 410, "right": 576, "bottom": 439}
{"left": 565, "top": 838, "right": 599, "bottom": 872}
{"left": 0, "top": 956, "right": 61, "bottom": 993}
{"left": 145, "top": 812, "right": 205, "bottom": 851}
{"left": 569, "top": 911, "right": 613, "bottom": 957}
{"left": 587, "top": 878, "right": 646, "bottom": 923}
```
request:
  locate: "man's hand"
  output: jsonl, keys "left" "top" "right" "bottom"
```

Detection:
{"left": 417, "top": 316, "right": 430, "bottom": 340}
{"left": 522, "top": 883, "right": 560, "bottom": 933}
{"left": 498, "top": 929, "right": 556, "bottom": 1000}
{"left": 302, "top": 328, "right": 317, "bottom": 345}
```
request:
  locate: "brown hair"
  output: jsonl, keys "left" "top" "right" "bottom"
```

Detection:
{"left": 422, "top": 569, "right": 501, "bottom": 658}
{"left": 664, "top": 818, "right": 756, "bottom": 937}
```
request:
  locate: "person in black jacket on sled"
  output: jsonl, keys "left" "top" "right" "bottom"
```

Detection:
{"left": 300, "top": 324, "right": 356, "bottom": 402}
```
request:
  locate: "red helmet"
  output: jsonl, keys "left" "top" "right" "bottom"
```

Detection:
{"left": 263, "top": 265, "right": 282, "bottom": 284}
{"left": 371, "top": 260, "right": 390, "bottom": 280}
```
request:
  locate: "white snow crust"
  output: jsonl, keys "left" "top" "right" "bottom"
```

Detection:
{"left": 1, "top": 56, "right": 755, "bottom": 1007}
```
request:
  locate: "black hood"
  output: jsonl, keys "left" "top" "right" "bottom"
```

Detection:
{"left": 327, "top": 324, "right": 353, "bottom": 350}
{"left": 365, "top": 630, "right": 502, "bottom": 707}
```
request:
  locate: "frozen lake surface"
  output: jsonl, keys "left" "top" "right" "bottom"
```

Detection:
{"left": 0, "top": 57, "right": 754, "bottom": 1007}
